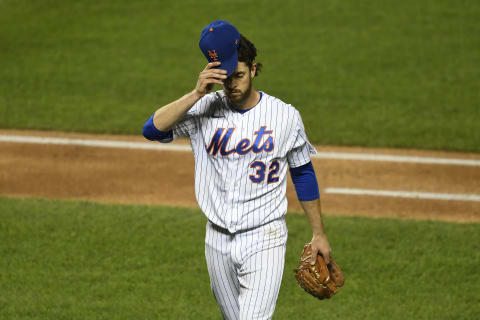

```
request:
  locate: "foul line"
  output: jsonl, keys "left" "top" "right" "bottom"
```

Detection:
{"left": 0, "top": 135, "right": 192, "bottom": 152}
{"left": 1, "top": 134, "right": 480, "bottom": 167}
{"left": 311, "top": 152, "right": 480, "bottom": 166}
{"left": 324, "top": 188, "right": 480, "bottom": 202}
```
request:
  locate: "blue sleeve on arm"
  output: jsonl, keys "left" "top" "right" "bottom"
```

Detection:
{"left": 289, "top": 161, "right": 320, "bottom": 201}
{"left": 142, "top": 113, "right": 173, "bottom": 142}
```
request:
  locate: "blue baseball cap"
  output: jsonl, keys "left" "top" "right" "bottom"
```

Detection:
{"left": 199, "top": 20, "right": 240, "bottom": 76}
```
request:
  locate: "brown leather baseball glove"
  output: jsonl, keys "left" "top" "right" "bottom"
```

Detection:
{"left": 294, "top": 242, "right": 344, "bottom": 299}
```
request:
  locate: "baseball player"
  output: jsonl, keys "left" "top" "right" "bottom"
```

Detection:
{"left": 143, "top": 20, "right": 332, "bottom": 319}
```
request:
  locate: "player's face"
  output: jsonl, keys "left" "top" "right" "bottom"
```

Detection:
{"left": 223, "top": 62, "right": 256, "bottom": 106}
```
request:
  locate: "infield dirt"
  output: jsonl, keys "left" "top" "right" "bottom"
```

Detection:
{"left": 1, "top": 129, "right": 479, "bottom": 222}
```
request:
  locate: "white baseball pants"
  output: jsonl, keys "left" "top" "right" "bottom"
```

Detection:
{"left": 205, "top": 218, "right": 288, "bottom": 320}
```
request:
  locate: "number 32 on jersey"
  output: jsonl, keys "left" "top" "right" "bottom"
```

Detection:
{"left": 249, "top": 160, "right": 280, "bottom": 184}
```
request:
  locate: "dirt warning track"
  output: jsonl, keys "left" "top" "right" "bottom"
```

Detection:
{"left": 1, "top": 129, "right": 479, "bottom": 223}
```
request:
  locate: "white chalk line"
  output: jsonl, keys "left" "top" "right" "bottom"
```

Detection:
{"left": 0, "top": 135, "right": 192, "bottom": 152}
{"left": 311, "top": 152, "right": 480, "bottom": 166}
{"left": 324, "top": 188, "right": 480, "bottom": 202}
{"left": 1, "top": 134, "right": 480, "bottom": 167}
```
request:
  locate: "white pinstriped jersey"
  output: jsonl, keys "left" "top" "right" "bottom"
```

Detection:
{"left": 163, "top": 90, "right": 316, "bottom": 233}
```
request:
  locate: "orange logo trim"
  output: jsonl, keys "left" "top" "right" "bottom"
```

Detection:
{"left": 208, "top": 49, "right": 219, "bottom": 61}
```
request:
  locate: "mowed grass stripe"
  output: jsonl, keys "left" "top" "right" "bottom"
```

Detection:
{"left": 0, "top": 197, "right": 479, "bottom": 320}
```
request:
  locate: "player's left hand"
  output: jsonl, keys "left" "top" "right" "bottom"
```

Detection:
{"left": 310, "top": 233, "right": 332, "bottom": 265}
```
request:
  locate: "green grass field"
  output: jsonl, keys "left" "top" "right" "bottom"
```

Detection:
{"left": 1, "top": 1, "right": 479, "bottom": 319}
{"left": 1, "top": 0, "right": 479, "bottom": 152}
{"left": 1, "top": 197, "right": 479, "bottom": 319}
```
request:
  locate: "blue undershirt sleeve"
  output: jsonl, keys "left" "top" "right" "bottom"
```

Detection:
{"left": 289, "top": 161, "right": 320, "bottom": 202}
{"left": 142, "top": 113, "right": 173, "bottom": 142}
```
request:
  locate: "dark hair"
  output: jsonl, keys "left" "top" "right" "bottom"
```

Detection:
{"left": 238, "top": 34, "right": 263, "bottom": 76}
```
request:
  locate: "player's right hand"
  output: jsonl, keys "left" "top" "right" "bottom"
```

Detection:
{"left": 194, "top": 62, "right": 227, "bottom": 98}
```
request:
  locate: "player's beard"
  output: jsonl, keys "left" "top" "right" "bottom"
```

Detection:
{"left": 226, "top": 77, "right": 252, "bottom": 108}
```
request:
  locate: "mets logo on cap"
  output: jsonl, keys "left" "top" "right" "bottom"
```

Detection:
{"left": 208, "top": 49, "right": 219, "bottom": 61}
{"left": 199, "top": 20, "right": 241, "bottom": 77}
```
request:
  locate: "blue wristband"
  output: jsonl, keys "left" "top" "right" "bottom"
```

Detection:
{"left": 142, "top": 113, "right": 173, "bottom": 142}
{"left": 289, "top": 161, "right": 320, "bottom": 201}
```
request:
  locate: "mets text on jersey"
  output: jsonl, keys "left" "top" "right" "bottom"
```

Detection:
{"left": 205, "top": 126, "right": 274, "bottom": 156}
